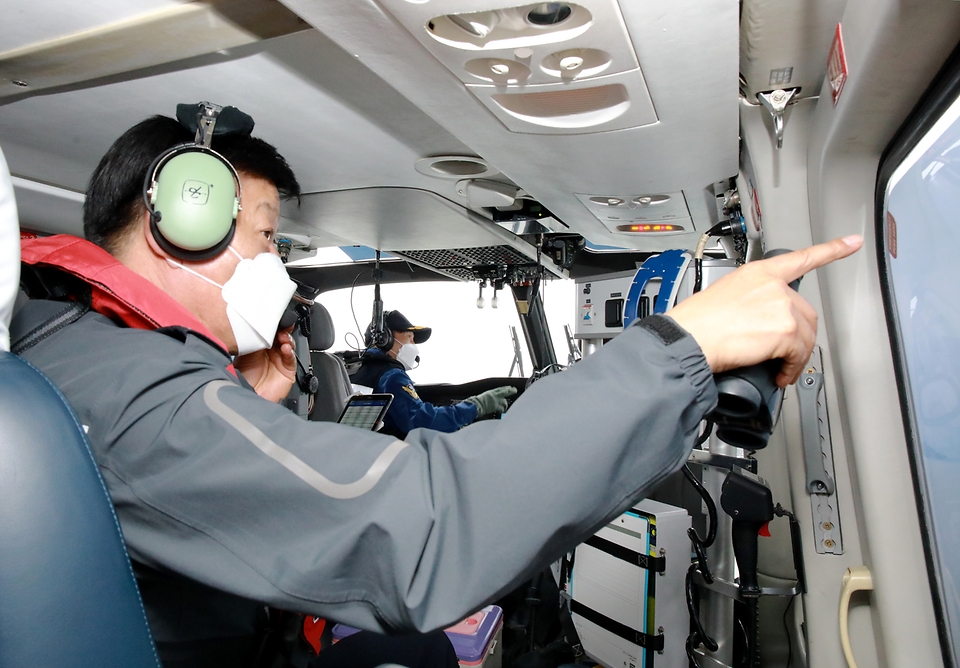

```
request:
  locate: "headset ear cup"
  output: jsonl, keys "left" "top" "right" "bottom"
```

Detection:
{"left": 145, "top": 147, "right": 240, "bottom": 261}
{"left": 377, "top": 312, "right": 394, "bottom": 351}
{"left": 364, "top": 320, "right": 393, "bottom": 352}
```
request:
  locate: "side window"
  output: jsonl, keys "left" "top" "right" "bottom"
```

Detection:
{"left": 880, "top": 87, "right": 960, "bottom": 659}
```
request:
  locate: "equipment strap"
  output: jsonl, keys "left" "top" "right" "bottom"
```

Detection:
{"left": 584, "top": 534, "right": 666, "bottom": 573}
{"left": 569, "top": 599, "right": 664, "bottom": 652}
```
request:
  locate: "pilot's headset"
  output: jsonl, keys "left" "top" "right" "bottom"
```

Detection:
{"left": 364, "top": 311, "right": 395, "bottom": 352}
{"left": 143, "top": 102, "right": 254, "bottom": 261}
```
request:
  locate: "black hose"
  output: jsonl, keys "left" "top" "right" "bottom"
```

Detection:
{"left": 685, "top": 564, "right": 719, "bottom": 653}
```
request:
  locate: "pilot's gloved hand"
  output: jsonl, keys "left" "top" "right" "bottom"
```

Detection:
{"left": 464, "top": 385, "right": 518, "bottom": 418}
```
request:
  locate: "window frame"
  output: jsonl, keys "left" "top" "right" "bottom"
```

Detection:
{"left": 875, "top": 39, "right": 960, "bottom": 668}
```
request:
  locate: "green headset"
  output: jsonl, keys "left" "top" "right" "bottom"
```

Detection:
{"left": 143, "top": 102, "right": 252, "bottom": 261}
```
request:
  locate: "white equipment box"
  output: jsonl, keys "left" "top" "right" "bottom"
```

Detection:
{"left": 570, "top": 499, "right": 690, "bottom": 668}
{"left": 575, "top": 255, "right": 737, "bottom": 341}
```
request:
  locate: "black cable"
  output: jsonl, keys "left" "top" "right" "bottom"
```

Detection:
{"left": 693, "top": 257, "right": 704, "bottom": 294}
{"left": 347, "top": 270, "right": 366, "bottom": 353}
{"left": 734, "top": 612, "right": 750, "bottom": 668}
{"left": 685, "top": 563, "right": 719, "bottom": 654}
{"left": 683, "top": 472, "right": 717, "bottom": 548}
{"left": 688, "top": 533, "right": 713, "bottom": 585}
{"left": 772, "top": 503, "right": 804, "bottom": 667}
{"left": 682, "top": 465, "right": 717, "bottom": 548}
{"left": 774, "top": 503, "right": 807, "bottom": 594}
{"left": 686, "top": 633, "right": 705, "bottom": 668}
{"left": 682, "top": 419, "right": 720, "bottom": 665}
{"left": 695, "top": 418, "right": 714, "bottom": 448}
{"left": 782, "top": 594, "right": 795, "bottom": 668}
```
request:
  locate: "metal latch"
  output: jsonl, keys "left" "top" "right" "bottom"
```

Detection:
{"left": 797, "top": 347, "right": 843, "bottom": 554}
{"left": 757, "top": 88, "right": 799, "bottom": 149}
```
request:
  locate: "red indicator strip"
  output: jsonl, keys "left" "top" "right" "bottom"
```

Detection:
{"left": 616, "top": 223, "right": 685, "bottom": 233}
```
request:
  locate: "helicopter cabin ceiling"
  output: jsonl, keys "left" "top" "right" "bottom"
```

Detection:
{"left": 739, "top": 0, "right": 847, "bottom": 103}
{"left": 0, "top": 0, "right": 739, "bottom": 265}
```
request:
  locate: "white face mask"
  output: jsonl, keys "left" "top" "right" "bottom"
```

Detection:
{"left": 396, "top": 342, "right": 420, "bottom": 371}
{"left": 168, "top": 246, "right": 297, "bottom": 355}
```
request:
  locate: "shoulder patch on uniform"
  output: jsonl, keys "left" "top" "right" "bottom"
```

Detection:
{"left": 402, "top": 384, "right": 420, "bottom": 400}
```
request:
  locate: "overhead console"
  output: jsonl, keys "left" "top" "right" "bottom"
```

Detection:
{"left": 416, "top": 1, "right": 657, "bottom": 135}
{"left": 281, "top": 0, "right": 739, "bottom": 251}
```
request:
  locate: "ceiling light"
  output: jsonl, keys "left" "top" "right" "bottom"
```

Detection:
{"left": 415, "top": 156, "right": 500, "bottom": 179}
{"left": 559, "top": 56, "right": 583, "bottom": 71}
{"left": 616, "top": 223, "right": 685, "bottom": 233}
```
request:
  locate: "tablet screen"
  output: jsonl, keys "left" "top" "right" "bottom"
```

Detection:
{"left": 337, "top": 394, "right": 393, "bottom": 430}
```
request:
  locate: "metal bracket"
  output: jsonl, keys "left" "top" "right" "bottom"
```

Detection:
{"left": 797, "top": 348, "right": 844, "bottom": 554}
{"left": 798, "top": 355, "right": 835, "bottom": 495}
{"left": 757, "top": 88, "right": 799, "bottom": 149}
{"left": 687, "top": 448, "right": 757, "bottom": 473}
{"left": 692, "top": 648, "right": 736, "bottom": 668}
{"left": 194, "top": 101, "right": 223, "bottom": 148}
{"left": 690, "top": 570, "right": 801, "bottom": 603}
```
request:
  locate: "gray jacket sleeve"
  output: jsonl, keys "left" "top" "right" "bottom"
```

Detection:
{"left": 27, "top": 312, "right": 716, "bottom": 634}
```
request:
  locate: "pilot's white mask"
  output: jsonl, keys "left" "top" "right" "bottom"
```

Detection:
{"left": 396, "top": 341, "right": 420, "bottom": 371}
{"left": 167, "top": 246, "right": 296, "bottom": 355}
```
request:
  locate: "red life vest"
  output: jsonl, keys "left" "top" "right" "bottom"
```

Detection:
{"left": 20, "top": 234, "right": 235, "bottom": 376}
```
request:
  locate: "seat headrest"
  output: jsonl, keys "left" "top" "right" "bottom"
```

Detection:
{"left": 309, "top": 302, "right": 336, "bottom": 352}
{"left": 0, "top": 145, "right": 20, "bottom": 353}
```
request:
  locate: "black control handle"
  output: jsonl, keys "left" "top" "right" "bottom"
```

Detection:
{"left": 720, "top": 469, "right": 774, "bottom": 598}
{"left": 730, "top": 521, "right": 764, "bottom": 597}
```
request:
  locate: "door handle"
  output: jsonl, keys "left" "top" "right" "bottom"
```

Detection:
{"left": 839, "top": 566, "right": 873, "bottom": 668}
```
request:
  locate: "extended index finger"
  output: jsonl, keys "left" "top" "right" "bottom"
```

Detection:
{"left": 761, "top": 235, "right": 863, "bottom": 284}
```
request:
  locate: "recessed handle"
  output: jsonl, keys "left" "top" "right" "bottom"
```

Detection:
{"left": 839, "top": 565, "right": 873, "bottom": 668}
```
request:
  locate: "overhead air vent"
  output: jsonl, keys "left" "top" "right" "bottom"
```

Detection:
{"left": 464, "top": 58, "right": 531, "bottom": 84}
{"left": 426, "top": 3, "right": 592, "bottom": 51}
{"left": 576, "top": 191, "right": 695, "bottom": 234}
{"left": 540, "top": 48, "right": 612, "bottom": 79}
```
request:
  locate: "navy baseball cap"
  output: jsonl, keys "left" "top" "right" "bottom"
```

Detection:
{"left": 384, "top": 310, "right": 432, "bottom": 344}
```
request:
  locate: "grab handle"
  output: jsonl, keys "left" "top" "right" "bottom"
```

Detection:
{"left": 839, "top": 566, "right": 873, "bottom": 668}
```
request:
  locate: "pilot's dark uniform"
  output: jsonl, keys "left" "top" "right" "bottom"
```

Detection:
{"left": 349, "top": 349, "right": 477, "bottom": 438}
{"left": 14, "top": 235, "right": 717, "bottom": 666}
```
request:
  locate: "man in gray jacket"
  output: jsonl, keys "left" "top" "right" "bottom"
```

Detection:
{"left": 13, "top": 110, "right": 861, "bottom": 667}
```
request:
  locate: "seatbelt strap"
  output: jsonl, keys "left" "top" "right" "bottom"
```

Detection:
{"left": 11, "top": 300, "right": 88, "bottom": 355}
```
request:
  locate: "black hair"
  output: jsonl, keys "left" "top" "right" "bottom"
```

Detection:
{"left": 83, "top": 115, "right": 301, "bottom": 255}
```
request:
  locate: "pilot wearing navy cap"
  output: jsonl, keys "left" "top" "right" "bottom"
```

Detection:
{"left": 350, "top": 309, "right": 517, "bottom": 438}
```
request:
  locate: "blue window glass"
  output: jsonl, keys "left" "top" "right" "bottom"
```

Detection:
{"left": 882, "top": 91, "right": 960, "bottom": 656}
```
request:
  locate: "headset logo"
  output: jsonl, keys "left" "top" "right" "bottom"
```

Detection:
{"left": 182, "top": 180, "right": 211, "bottom": 205}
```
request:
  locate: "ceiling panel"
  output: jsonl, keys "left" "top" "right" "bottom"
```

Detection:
{"left": 279, "top": 0, "right": 739, "bottom": 250}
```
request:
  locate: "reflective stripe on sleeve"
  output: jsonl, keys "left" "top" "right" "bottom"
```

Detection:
{"left": 204, "top": 381, "right": 408, "bottom": 499}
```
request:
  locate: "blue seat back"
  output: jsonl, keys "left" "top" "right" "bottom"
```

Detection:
{"left": 0, "top": 352, "right": 160, "bottom": 668}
